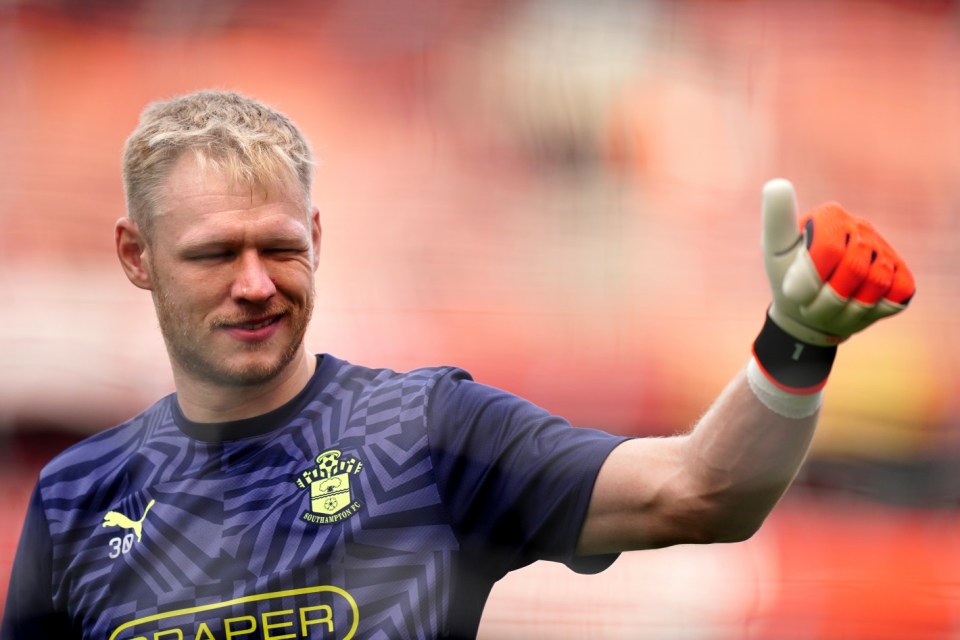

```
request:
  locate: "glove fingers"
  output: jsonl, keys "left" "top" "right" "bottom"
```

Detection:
{"left": 836, "top": 299, "right": 906, "bottom": 336}
{"left": 805, "top": 203, "right": 856, "bottom": 282}
{"left": 825, "top": 224, "right": 875, "bottom": 300}
{"left": 867, "top": 298, "right": 909, "bottom": 323}
{"left": 885, "top": 255, "right": 916, "bottom": 306}
{"left": 802, "top": 203, "right": 916, "bottom": 306}
{"left": 782, "top": 206, "right": 874, "bottom": 306}
{"left": 877, "top": 234, "right": 917, "bottom": 304}
{"left": 762, "top": 179, "right": 801, "bottom": 254}
{"left": 811, "top": 291, "right": 909, "bottom": 337}
{"left": 822, "top": 216, "right": 916, "bottom": 307}
{"left": 830, "top": 301, "right": 871, "bottom": 335}
{"left": 853, "top": 254, "right": 895, "bottom": 306}
{"left": 800, "top": 285, "right": 846, "bottom": 325}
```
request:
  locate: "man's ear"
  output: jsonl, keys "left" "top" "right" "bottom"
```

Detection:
{"left": 115, "top": 218, "right": 154, "bottom": 290}
{"left": 310, "top": 206, "right": 322, "bottom": 272}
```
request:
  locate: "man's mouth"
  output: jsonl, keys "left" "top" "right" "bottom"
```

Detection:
{"left": 234, "top": 316, "right": 280, "bottom": 330}
{"left": 220, "top": 313, "right": 285, "bottom": 340}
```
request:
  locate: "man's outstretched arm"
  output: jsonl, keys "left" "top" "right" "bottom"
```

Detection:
{"left": 577, "top": 179, "right": 915, "bottom": 555}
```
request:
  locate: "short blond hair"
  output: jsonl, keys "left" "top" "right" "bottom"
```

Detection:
{"left": 122, "top": 90, "right": 314, "bottom": 238}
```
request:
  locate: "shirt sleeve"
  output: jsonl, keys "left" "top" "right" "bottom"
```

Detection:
{"left": 425, "top": 368, "right": 629, "bottom": 576}
{"left": 1, "top": 485, "right": 73, "bottom": 639}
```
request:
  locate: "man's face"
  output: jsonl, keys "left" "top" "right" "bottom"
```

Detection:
{"left": 142, "top": 153, "right": 320, "bottom": 388}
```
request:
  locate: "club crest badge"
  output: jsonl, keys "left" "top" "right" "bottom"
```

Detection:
{"left": 295, "top": 449, "right": 364, "bottom": 525}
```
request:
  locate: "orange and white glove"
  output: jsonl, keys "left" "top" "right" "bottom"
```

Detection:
{"left": 749, "top": 179, "right": 915, "bottom": 414}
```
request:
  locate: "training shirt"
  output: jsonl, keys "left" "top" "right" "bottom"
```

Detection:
{"left": 2, "top": 354, "right": 628, "bottom": 639}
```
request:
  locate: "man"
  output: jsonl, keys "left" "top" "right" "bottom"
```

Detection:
{"left": 1, "top": 90, "right": 914, "bottom": 639}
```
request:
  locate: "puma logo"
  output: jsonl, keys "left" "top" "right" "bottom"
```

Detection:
{"left": 102, "top": 499, "right": 155, "bottom": 542}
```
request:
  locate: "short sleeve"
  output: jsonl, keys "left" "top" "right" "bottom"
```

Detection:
{"left": 1, "top": 486, "right": 73, "bottom": 639}
{"left": 425, "top": 369, "right": 629, "bottom": 576}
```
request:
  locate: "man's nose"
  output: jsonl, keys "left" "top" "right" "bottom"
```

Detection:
{"left": 231, "top": 250, "right": 277, "bottom": 302}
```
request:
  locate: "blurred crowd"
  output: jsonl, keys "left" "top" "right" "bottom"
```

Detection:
{"left": 1, "top": 0, "right": 958, "bottom": 500}
{"left": 2, "top": 1, "right": 960, "bottom": 635}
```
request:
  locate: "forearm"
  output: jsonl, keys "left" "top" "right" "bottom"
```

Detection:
{"left": 577, "top": 365, "right": 818, "bottom": 555}
{"left": 680, "top": 364, "right": 818, "bottom": 540}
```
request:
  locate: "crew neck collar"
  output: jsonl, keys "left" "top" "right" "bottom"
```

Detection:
{"left": 171, "top": 354, "right": 339, "bottom": 443}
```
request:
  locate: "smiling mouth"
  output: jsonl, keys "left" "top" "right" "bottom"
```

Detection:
{"left": 221, "top": 313, "right": 284, "bottom": 331}
{"left": 236, "top": 316, "right": 279, "bottom": 330}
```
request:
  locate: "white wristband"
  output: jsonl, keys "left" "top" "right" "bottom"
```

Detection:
{"left": 747, "top": 357, "right": 823, "bottom": 419}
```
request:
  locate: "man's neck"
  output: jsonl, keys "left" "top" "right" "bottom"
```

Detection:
{"left": 173, "top": 350, "right": 317, "bottom": 423}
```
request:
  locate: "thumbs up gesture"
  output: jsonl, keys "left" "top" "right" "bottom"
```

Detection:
{"left": 753, "top": 179, "right": 915, "bottom": 393}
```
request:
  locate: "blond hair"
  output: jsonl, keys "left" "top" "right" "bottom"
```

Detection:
{"left": 122, "top": 90, "right": 314, "bottom": 239}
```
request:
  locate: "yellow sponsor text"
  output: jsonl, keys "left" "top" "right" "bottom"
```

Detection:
{"left": 110, "top": 586, "right": 359, "bottom": 640}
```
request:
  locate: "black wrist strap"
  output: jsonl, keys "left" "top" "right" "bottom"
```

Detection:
{"left": 752, "top": 313, "right": 837, "bottom": 394}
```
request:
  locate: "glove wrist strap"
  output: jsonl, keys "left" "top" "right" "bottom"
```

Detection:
{"left": 752, "top": 311, "right": 837, "bottom": 394}
{"left": 747, "top": 358, "right": 823, "bottom": 418}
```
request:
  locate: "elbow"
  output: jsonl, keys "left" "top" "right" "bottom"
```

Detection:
{"left": 676, "top": 463, "right": 787, "bottom": 545}
{"left": 677, "top": 511, "right": 763, "bottom": 546}
{"left": 705, "top": 516, "right": 764, "bottom": 544}
{"left": 668, "top": 477, "right": 776, "bottom": 545}
{"left": 692, "top": 494, "right": 776, "bottom": 544}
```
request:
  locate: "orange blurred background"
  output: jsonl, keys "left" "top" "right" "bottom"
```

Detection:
{"left": 1, "top": 1, "right": 958, "bottom": 637}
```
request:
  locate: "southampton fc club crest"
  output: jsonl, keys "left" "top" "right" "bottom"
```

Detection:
{"left": 295, "top": 449, "right": 364, "bottom": 525}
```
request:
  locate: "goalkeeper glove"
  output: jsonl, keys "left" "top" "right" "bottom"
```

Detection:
{"left": 752, "top": 179, "right": 915, "bottom": 396}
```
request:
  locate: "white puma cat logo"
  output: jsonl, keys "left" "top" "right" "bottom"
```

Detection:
{"left": 102, "top": 499, "right": 155, "bottom": 542}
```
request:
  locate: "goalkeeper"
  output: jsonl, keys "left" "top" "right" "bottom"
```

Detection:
{"left": 1, "top": 90, "right": 914, "bottom": 639}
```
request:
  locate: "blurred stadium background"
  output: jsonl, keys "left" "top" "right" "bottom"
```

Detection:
{"left": 1, "top": 0, "right": 958, "bottom": 637}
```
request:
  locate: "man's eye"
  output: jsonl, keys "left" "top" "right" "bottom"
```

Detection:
{"left": 189, "top": 252, "right": 232, "bottom": 261}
